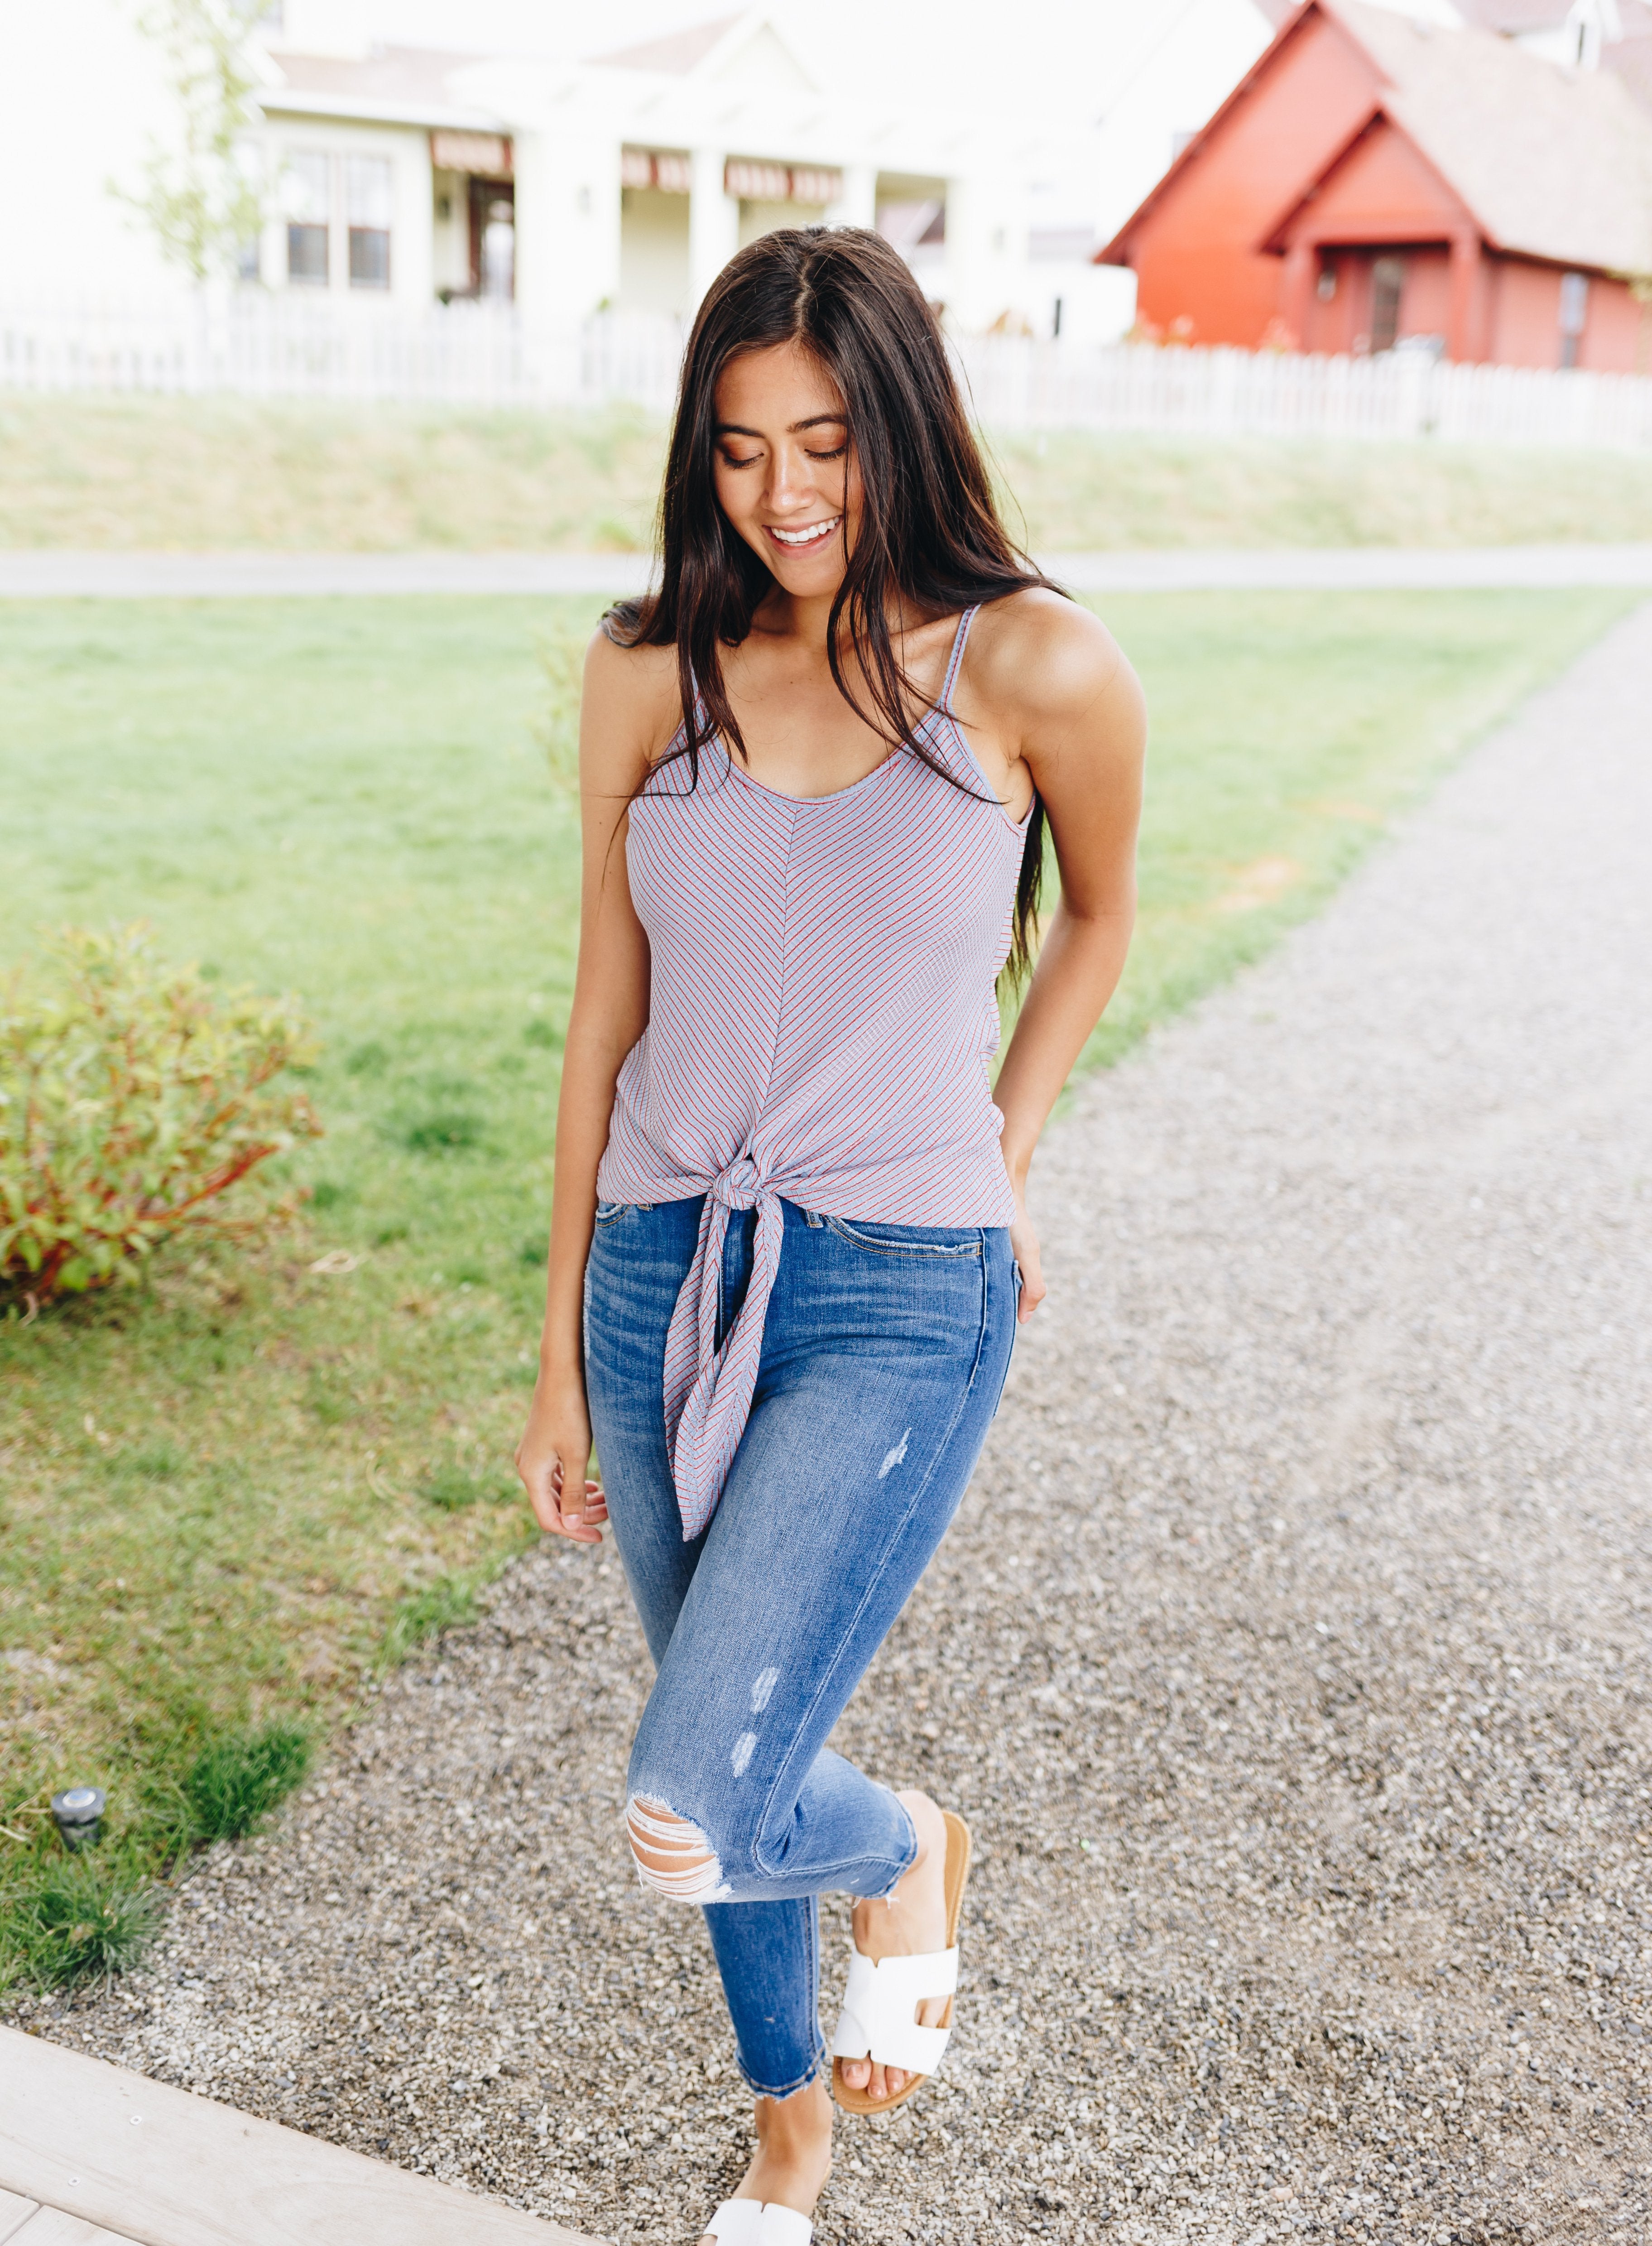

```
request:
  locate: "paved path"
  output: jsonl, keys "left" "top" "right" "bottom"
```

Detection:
{"left": 21, "top": 606, "right": 1652, "bottom": 2245}
{"left": 4, "top": 545, "right": 1652, "bottom": 598}
{"left": 0, "top": 2026, "right": 589, "bottom": 2246}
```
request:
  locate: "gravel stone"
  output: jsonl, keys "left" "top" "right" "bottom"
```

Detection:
{"left": 23, "top": 604, "right": 1652, "bottom": 2243}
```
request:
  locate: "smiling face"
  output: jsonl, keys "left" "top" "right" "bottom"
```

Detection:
{"left": 711, "top": 341, "right": 861, "bottom": 597}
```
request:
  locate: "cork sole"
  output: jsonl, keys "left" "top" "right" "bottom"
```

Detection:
{"left": 831, "top": 1809, "right": 972, "bottom": 2116}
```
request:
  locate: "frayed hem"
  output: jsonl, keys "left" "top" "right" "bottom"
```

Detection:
{"left": 734, "top": 2046, "right": 826, "bottom": 2102}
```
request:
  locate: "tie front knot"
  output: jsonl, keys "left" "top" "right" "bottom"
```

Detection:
{"left": 710, "top": 1152, "right": 765, "bottom": 1212}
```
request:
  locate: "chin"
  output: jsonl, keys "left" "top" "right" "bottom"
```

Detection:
{"left": 763, "top": 546, "right": 843, "bottom": 587}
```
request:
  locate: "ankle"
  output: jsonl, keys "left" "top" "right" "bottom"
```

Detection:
{"left": 754, "top": 2077, "right": 833, "bottom": 2159}
{"left": 893, "top": 1789, "right": 946, "bottom": 1874}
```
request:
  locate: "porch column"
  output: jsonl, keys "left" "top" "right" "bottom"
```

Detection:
{"left": 1447, "top": 231, "right": 1482, "bottom": 363}
{"left": 825, "top": 164, "right": 876, "bottom": 232}
{"left": 689, "top": 147, "right": 740, "bottom": 308}
{"left": 514, "top": 131, "right": 621, "bottom": 328}
{"left": 1279, "top": 238, "right": 1315, "bottom": 350}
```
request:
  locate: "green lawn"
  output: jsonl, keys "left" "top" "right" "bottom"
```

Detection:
{"left": 5, "top": 392, "right": 1652, "bottom": 551}
{"left": 0, "top": 586, "right": 1635, "bottom": 1986}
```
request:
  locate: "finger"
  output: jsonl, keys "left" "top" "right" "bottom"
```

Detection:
{"left": 515, "top": 1443, "right": 552, "bottom": 1526}
{"left": 581, "top": 1476, "right": 609, "bottom": 1520}
{"left": 557, "top": 1468, "right": 605, "bottom": 1543}
{"left": 523, "top": 1472, "right": 564, "bottom": 1534}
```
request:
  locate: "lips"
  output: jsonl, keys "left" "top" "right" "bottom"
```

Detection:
{"left": 766, "top": 515, "right": 842, "bottom": 551}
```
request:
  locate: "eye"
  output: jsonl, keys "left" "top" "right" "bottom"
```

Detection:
{"left": 807, "top": 444, "right": 847, "bottom": 461}
{"left": 719, "top": 448, "right": 762, "bottom": 469}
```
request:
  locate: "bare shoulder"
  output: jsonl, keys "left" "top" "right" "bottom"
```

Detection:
{"left": 965, "top": 586, "right": 1137, "bottom": 731}
{"left": 581, "top": 623, "right": 684, "bottom": 774}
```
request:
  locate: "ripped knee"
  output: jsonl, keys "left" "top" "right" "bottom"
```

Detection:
{"left": 626, "top": 1794, "right": 730, "bottom": 1902}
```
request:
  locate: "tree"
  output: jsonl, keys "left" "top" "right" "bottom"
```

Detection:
{"left": 113, "top": 0, "right": 267, "bottom": 282}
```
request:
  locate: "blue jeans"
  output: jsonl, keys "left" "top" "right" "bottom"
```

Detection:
{"left": 583, "top": 1193, "right": 1018, "bottom": 2098}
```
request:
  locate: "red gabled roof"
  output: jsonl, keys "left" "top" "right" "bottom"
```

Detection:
{"left": 1100, "top": 0, "right": 1652, "bottom": 277}
{"left": 1096, "top": 1, "right": 1319, "bottom": 264}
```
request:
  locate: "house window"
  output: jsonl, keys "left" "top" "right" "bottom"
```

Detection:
{"left": 1370, "top": 255, "right": 1405, "bottom": 353}
{"left": 285, "top": 151, "right": 329, "bottom": 285}
{"left": 347, "top": 156, "right": 393, "bottom": 289}
{"left": 1559, "top": 271, "right": 1588, "bottom": 369}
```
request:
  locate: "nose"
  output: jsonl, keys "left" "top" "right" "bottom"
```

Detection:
{"left": 766, "top": 442, "right": 820, "bottom": 515}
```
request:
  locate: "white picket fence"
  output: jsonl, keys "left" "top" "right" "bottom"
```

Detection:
{"left": 5, "top": 292, "right": 1652, "bottom": 447}
{"left": 0, "top": 294, "right": 688, "bottom": 414}
{"left": 956, "top": 334, "right": 1652, "bottom": 450}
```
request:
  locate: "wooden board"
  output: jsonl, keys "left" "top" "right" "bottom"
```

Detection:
{"left": 10, "top": 2212, "right": 145, "bottom": 2246}
{"left": 0, "top": 2030, "right": 600, "bottom": 2246}
{"left": 0, "top": 2193, "right": 41, "bottom": 2246}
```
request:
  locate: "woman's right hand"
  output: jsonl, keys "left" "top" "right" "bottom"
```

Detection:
{"left": 515, "top": 1368, "right": 608, "bottom": 1544}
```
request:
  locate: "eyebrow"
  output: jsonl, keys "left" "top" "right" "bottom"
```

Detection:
{"left": 714, "top": 413, "right": 848, "bottom": 437}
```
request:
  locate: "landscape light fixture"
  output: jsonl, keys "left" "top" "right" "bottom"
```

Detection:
{"left": 51, "top": 1786, "right": 106, "bottom": 1850}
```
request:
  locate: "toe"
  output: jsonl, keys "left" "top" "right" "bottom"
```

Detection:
{"left": 868, "top": 2063, "right": 887, "bottom": 2099}
{"left": 840, "top": 2058, "right": 869, "bottom": 2090}
{"left": 886, "top": 2068, "right": 906, "bottom": 2096}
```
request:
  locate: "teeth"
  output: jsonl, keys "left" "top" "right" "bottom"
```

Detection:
{"left": 770, "top": 517, "right": 840, "bottom": 547}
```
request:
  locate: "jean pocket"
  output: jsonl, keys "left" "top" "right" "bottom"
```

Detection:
{"left": 821, "top": 1214, "right": 983, "bottom": 1259}
{"left": 594, "top": 1201, "right": 630, "bottom": 1226}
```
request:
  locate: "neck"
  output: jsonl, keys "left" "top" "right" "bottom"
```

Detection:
{"left": 760, "top": 582, "right": 842, "bottom": 652}
{"left": 760, "top": 581, "right": 926, "bottom": 659}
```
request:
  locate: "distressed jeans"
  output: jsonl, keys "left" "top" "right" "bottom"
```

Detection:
{"left": 583, "top": 1193, "right": 1018, "bottom": 2097}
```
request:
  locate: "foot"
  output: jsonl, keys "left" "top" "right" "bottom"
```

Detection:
{"left": 699, "top": 2074, "right": 832, "bottom": 2244}
{"left": 837, "top": 1788, "right": 950, "bottom": 2104}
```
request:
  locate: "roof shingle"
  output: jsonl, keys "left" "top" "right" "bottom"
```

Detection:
{"left": 1334, "top": 0, "right": 1652, "bottom": 274}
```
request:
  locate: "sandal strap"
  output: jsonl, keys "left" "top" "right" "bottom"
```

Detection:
{"left": 704, "top": 2203, "right": 813, "bottom": 2245}
{"left": 828, "top": 1943, "right": 959, "bottom": 2075}
{"left": 758, "top": 2209, "right": 814, "bottom": 2246}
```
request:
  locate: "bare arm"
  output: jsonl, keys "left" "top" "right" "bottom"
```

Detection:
{"left": 514, "top": 630, "right": 674, "bottom": 1539}
{"left": 974, "top": 594, "right": 1147, "bottom": 1320}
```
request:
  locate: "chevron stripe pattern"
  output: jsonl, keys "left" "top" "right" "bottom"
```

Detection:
{"left": 596, "top": 607, "right": 1027, "bottom": 1538}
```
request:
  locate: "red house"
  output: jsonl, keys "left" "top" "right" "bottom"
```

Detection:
{"left": 1099, "top": 0, "right": 1652, "bottom": 370}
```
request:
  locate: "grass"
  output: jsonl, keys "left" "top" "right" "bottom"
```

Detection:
{"left": 0, "top": 585, "right": 1635, "bottom": 1989}
{"left": 4, "top": 393, "right": 1652, "bottom": 551}
{"left": 185, "top": 1723, "right": 312, "bottom": 1844}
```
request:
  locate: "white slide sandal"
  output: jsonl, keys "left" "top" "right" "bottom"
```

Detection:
{"left": 702, "top": 2200, "right": 814, "bottom": 2244}
{"left": 831, "top": 1809, "right": 972, "bottom": 2114}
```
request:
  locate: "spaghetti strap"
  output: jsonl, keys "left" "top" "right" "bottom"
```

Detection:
{"left": 936, "top": 605, "right": 980, "bottom": 717}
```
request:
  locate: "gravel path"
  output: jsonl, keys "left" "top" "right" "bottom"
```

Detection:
{"left": 24, "top": 604, "right": 1652, "bottom": 2244}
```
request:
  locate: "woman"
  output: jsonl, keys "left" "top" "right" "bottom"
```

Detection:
{"left": 516, "top": 228, "right": 1145, "bottom": 2244}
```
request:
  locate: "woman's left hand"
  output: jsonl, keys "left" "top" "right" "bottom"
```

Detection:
{"left": 1009, "top": 1189, "right": 1045, "bottom": 1323}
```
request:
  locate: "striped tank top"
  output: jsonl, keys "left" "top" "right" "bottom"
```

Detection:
{"left": 596, "top": 605, "right": 1027, "bottom": 1539}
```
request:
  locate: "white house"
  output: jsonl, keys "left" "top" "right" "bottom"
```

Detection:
{"left": 0, "top": 0, "right": 1068, "bottom": 337}
{"left": 242, "top": 3, "right": 1045, "bottom": 332}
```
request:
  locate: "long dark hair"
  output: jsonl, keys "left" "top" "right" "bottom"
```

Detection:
{"left": 607, "top": 225, "right": 1057, "bottom": 983}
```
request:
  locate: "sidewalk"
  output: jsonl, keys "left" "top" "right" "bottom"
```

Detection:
{"left": 0, "top": 2026, "right": 595, "bottom": 2246}
{"left": 4, "top": 544, "right": 1652, "bottom": 597}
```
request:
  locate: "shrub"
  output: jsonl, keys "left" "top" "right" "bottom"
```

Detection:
{"left": 186, "top": 1721, "right": 312, "bottom": 1842}
{"left": 0, "top": 924, "right": 321, "bottom": 1308}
